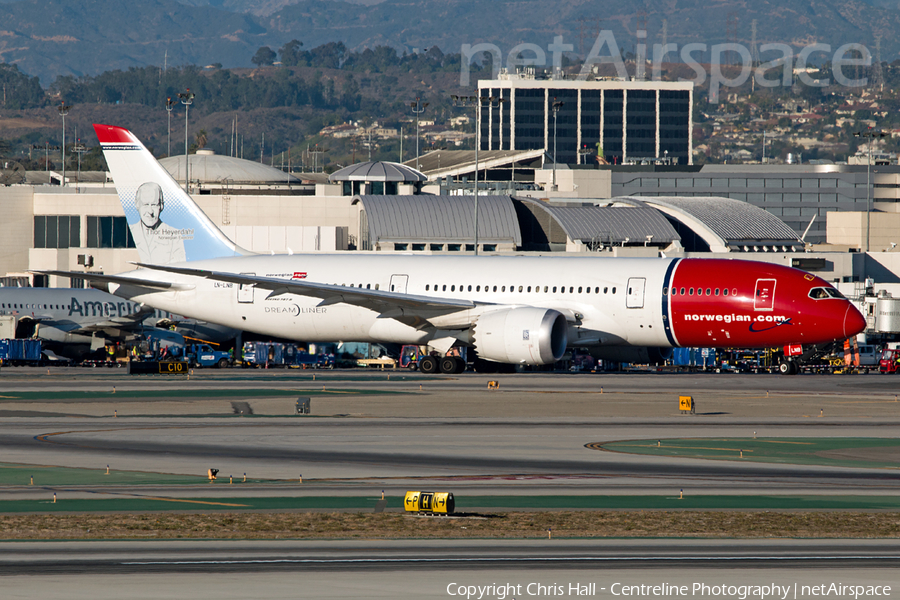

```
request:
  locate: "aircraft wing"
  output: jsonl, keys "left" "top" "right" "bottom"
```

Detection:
{"left": 68, "top": 307, "right": 157, "bottom": 334}
{"left": 135, "top": 263, "right": 480, "bottom": 327}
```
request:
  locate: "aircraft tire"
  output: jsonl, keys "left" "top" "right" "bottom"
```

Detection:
{"left": 439, "top": 356, "right": 458, "bottom": 374}
{"left": 778, "top": 360, "right": 791, "bottom": 375}
{"left": 419, "top": 355, "right": 438, "bottom": 374}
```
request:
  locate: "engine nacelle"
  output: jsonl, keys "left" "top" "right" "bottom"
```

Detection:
{"left": 473, "top": 308, "right": 568, "bottom": 365}
{"left": 589, "top": 346, "right": 673, "bottom": 365}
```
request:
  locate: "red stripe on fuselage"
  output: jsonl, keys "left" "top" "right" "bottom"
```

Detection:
{"left": 669, "top": 259, "right": 855, "bottom": 348}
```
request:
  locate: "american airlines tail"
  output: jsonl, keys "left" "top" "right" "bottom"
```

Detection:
{"left": 94, "top": 124, "right": 251, "bottom": 265}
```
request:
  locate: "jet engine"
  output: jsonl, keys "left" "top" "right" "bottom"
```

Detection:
{"left": 589, "top": 346, "right": 673, "bottom": 365}
{"left": 472, "top": 308, "right": 568, "bottom": 365}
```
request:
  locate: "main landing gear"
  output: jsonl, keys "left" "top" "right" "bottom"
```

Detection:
{"left": 418, "top": 355, "right": 465, "bottom": 374}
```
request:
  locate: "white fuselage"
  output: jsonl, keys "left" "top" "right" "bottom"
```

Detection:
{"left": 111, "top": 254, "right": 672, "bottom": 348}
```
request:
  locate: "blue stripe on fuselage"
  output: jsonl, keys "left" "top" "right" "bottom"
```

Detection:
{"left": 661, "top": 258, "right": 680, "bottom": 347}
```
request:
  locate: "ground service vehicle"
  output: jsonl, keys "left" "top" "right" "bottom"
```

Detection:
{"left": 0, "top": 339, "right": 42, "bottom": 365}
{"left": 184, "top": 343, "right": 231, "bottom": 368}
{"left": 881, "top": 348, "right": 900, "bottom": 373}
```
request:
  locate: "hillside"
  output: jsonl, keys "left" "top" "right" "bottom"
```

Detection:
{"left": 0, "top": 0, "right": 899, "bottom": 84}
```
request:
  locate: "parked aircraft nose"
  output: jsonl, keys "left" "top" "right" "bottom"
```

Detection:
{"left": 843, "top": 303, "right": 866, "bottom": 339}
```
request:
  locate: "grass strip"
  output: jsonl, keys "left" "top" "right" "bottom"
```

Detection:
{"left": 597, "top": 437, "right": 900, "bottom": 470}
{"left": 1, "top": 511, "right": 899, "bottom": 541}
{"left": 0, "top": 388, "right": 400, "bottom": 401}
{"left": 4, "top": 495, "right": 900, "bottom": 513}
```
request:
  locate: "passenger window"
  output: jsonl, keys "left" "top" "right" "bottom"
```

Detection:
{"left": 586, "top": 287, "right": 590, "bottom": 294}
{"left": 569, "top": 287, "right": 574, "bottom": 293}
{"left": 715, "top": 288, "right": 719, "bottom": 296}
{"left": 604, "top": 287, "right": 608, "bottom": 294}
{"left": 553, "top": 286, "right": 557, "bottom": 293}
{"left": 426, "top": 285, "right": 430, "bottom": 291}
{"left": 706, "top": 288, "right": 711, "bottom": 295}
{"left": 501, "top": 286, "right": 506, "bottom": 292}
{"left": 723, "top": 288, "right": 728, "bottom": 296}
{"left": 493, "top": 286, "right": 497, "bottom": 292}
{"left": 443, "top": 285, "right": 447, "bottom": 291}
{"left": 578, "top": 287, "right": 583, "bottom": 293}
{"left": 375, "top": 284, "right": 380, "bottom": 290}
{"left": 527, "top": 286, "right": 532, "bottom": 292}
{"left": 612, "top": 287, "right": 616, "bottom": 294}
{"left": 468, "top": 285, "right": 472, "bottom": 292}
{"left": 663, "top": 287, "right": 668, "bottom": 295}
{"left": 594, "top": 287, "right": 599, "bottom": 293}
{"left": 476, "top": 285, "right": 480, "bottom": 292}
{"left": 518, "top": 286, "right": 523, "bottom": 292}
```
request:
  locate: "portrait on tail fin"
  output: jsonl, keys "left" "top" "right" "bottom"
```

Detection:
{"left": 94, "top": 123, "right": 248, "bottom": 265}
{"left": 129, "top": 182, "right": 187, "bottom": 264}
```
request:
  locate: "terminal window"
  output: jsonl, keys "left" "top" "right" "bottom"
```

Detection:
{"left": 86, "top": 216, "right": 136, "bottom": 249}
{"left": 34, "top": 215, "right": 80, "bottom": 249}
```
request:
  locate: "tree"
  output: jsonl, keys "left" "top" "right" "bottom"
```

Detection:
{"left": 251, "top": 46, "right": 277, "bottom": 67}
{"left": 279, "top": 40, "right": 303, "bottom": 67}
{"left": 196, "top": 129, "right": 208, "bottom": 149}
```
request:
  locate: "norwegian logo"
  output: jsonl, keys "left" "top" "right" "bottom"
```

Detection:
{"left": 292, "top": 272, "right": 308, "bottom": 280}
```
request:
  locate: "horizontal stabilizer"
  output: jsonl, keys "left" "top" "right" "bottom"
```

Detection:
{"left": 30, "top": 270, "right": 193, "bottom": 292}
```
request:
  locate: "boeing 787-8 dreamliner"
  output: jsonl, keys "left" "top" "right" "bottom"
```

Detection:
{"left": 38, "top": 124, "right": 866, "bottom": 373}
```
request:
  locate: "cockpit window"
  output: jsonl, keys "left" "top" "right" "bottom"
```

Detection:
{"left": 809, "top": 287, "right": 845, "bottom": 300}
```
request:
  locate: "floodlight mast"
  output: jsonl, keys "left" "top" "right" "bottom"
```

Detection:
{"left": 551, "top": 100, "right": 564, "bottom": 189}
{"left": 854, "top": 128, "right": 888, "bottom": 267}
{"left": 410, "top": 97, "right": 429, "bottom": 172}
{"left": 165, "top": 97, "right": 177, "bottom": 157}
{"left": 57, "top": 103, "right": 71, "bottom": 187}
{"left": 177, "top": 89, "right": 195, "bottom": 193}
{"left": 451, "top": 94, "right": 507, "bottom": 255}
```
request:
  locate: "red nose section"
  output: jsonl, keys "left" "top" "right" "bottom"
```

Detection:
{"left": 843, "top": 304, "right": 866, "bottom": 338}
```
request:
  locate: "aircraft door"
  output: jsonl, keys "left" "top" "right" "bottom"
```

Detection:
{"left": 754, "top": 278, "right": 776, "bottom": 311}
{"left": 626, "top": 277, "right": 646, "bottom": 309}
{"left": 237, "top": 273, "right": 255, "bottom": 304}
{"left": 390, "top": 274, "right": 409, "bottom": 293}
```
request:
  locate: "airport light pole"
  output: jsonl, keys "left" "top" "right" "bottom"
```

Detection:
{"left": 551, "top": 100, "right": 564, "bottom": 189}
{"left": 854, "top": 129, "right": 888, "bottom": 258}
{"left": 177, "top": 89, "right": 195, "bottom": 193}
{"left": 452, "top": 94, "right": 506, "bottom": 255}
{"left": 73, "top": 139, "right": 86, "bottom": 192}
{"left": 57, "top": 102, "right": 70, "bottom": 187}
{"left": 410, "top": 97, "right": 429, "bottom": 172}
{"left": 165, "top": 96, "right": 177, "bottom": 157}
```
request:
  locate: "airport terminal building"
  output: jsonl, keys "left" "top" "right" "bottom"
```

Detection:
{"left": 476, "top": 74, "right": 693, "bottom": 165}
